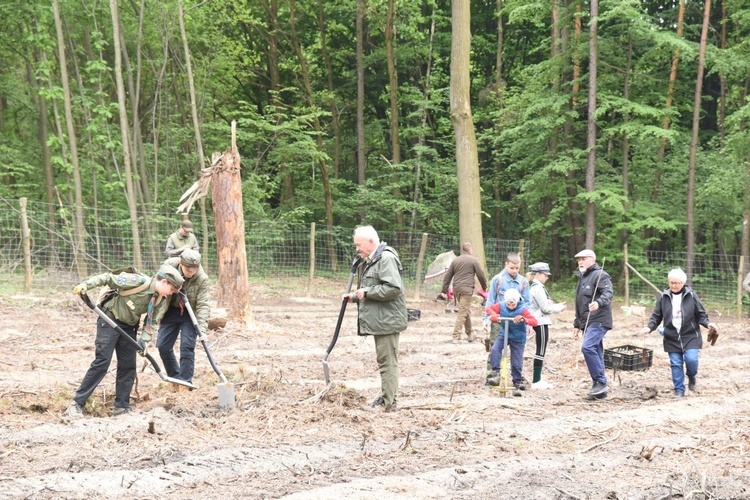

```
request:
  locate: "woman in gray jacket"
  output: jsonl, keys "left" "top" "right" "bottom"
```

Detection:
{"left": 528, "top": 262, "right": 566, "bottom": 389}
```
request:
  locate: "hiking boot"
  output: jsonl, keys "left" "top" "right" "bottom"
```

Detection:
{"left": 515, "top": 381, "right": 527, "bottom": 391}
{"left": 673, "top": 390, "right": 685, "bottom": 398}
{"left": 487, "top": 371, "right": 500, "bottom": 387}
{"left": 512, "top": 386, "right": 523, "bottom": 397}
{"left": 371, "top": 396, "right": 385, "bottom": 408}
{"left": 688, "top": 377, "right": 697, "bottom": 391}
{"left": 589, "top": 382, "right": 608, "bottom": 396}
{"left": 467, "top": 332, "right": 476, "bottom": 343}
{"left": 112, "top": 407, "right": 130, "bottom": 416}
{"left": 451, "top": 339, "right": 462, "bottom": 344}
{"left": 384, "top": 403, "right": 398, "bottom": 413}
{"left": 65, "top": 402, "right": 83, "bottom": 418}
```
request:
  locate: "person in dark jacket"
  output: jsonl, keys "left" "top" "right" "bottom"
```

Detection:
{"left": 441, "top": 242, "right": 488, "bottom": 344}
{"left": 573, "top": 249, "right": 613, "bottom": 400}
{"left": 641, "top": 268, "right": 718, "bottom": 397}
{"left": 345, "top": 226, "right": 408, "bottom": 413}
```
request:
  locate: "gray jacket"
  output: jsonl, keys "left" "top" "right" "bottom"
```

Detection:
{"left": 355, "top": 243, "right": 408, "bottom": 336}
{"left": 529, "top": 280, "right": 565, "bottom": 326}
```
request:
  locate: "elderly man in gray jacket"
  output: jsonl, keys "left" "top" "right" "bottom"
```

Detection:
{"left": 345, "top": 226, "right": 408, "bottom": 413}
{"left": 441, "top": 242, "right": 488, "bottom": 344}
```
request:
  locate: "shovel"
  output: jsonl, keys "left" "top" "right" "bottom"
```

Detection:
{"left": 79, "top": 294, "right": 196, "bottom": 389}
{"left": 323, "top": 255, "right": 361, "bottom": 385}
{"left": 180, "top": 291, "right": 235, "bottom": 409}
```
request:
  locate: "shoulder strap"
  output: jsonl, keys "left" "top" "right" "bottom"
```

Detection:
{"left": 120, "top": 277, "right": 152, "bottom": 296}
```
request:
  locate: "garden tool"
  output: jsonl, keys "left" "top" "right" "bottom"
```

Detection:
{"left": 323, "top": 255, "right": 362, "bottom": 385}
{"left": 180, "top": 290, "right": 235, "bottom": 409}
{"left": 495, "top": 317, "right": 514, "bottom": 397}
{"left": 79, "top": 294, "right": 195, "bottom": 389}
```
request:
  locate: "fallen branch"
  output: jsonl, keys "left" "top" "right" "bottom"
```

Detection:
{"left": 553, "top": 486, "right": 584, "bottom": 500}
{"left": 578, "top": 430, "right": 621, "bottom": 454}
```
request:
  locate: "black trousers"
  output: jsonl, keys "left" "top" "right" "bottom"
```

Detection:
{"left": 73, "top": 317, "right": 138, "bottom": 410}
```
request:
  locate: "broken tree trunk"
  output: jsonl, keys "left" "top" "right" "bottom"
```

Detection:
{"left": 213, "top": 122, "right": 252, "bottom": 324}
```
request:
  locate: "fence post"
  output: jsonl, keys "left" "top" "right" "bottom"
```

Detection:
{"left": 518, "top": 239, "right": 525, "bottom": 269}
{"left": 20, "top": 198, "right": 32, "bottom": 292}
{"left": 623, "top": 243, "right": 629, "bottom": 306}
{"left": 413, "top": 232, "right": 429, "bottom": 300}
{"left": 307, "top": 222, "right": 316, "bottom": 297}
{"left": 737, "top": 255, "right": 744, "bottom": 321}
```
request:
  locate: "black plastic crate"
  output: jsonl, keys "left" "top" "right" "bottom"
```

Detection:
{"left": 407, "top": 308, "right": 421, "bottom": 322}
{"left": 604, "top": 345, "right": 653, "bottom": 371}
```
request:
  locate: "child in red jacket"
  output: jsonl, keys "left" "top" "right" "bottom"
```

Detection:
{"left": 486, "top": 288, "right": 538, "bottom": 396}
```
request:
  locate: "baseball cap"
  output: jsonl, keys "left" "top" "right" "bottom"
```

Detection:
{"left": 574, "top": 249, "right": 596, "bottom": 259}
{"left": 505, "top": 289, "right": 521, "bottom": 304}
{"left": 157, "top": 264, "right": 185, "bottom": 288}
{"left": 181, "top": 220, "right": 194, "bottom": 232}
{"left": 180, "top": 248, "right": 202, "bottom": 267}
{"left": 529, "top": 262, "right": 551, "bottom": 275}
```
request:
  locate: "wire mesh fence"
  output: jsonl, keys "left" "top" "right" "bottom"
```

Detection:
{"left": 0, "top": 197, "right": 744, "bottom": 312}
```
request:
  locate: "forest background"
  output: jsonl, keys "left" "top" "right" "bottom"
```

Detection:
{"left": 1, "top": 0, "right": 750, "bottom": 308}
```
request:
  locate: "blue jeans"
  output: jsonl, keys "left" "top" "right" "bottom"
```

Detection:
{"left": 581, "top": 323, "right": 609, "bottom": 385}
{"left": 668, "top": 349, "right": 699, "bottom": 394}
{"left": 490, "top": 335, "right": 526, "bottom": 385}
{"left": 157, "top": 306, "right": 198, "bottom": 382}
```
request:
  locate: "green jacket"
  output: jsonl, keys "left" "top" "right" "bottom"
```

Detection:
{"left": 355, "top": 243, "right": 408, "bottom": 336}
{"left": 164, "top": 257, "right": 211, "bottom": 333}
{"left": 85, "top": 272, "right": 170, "bottom": 328}
{"left": 165, "top": 231, "right": 199, "bottom": 258}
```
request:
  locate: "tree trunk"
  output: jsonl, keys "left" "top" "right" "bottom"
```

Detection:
{"left": 686, "top": 0, "right": 712, "bottom": 280}
{"left": 213, "top": 124, "right": 251, "bottom": 323}
{"left": 496, "top": 0, "right": 503, "bottom": 85}
{"left": 652, "top": 0, "right": 685, "bottom": 201}
{"left": 450, "top": 0, "right": 486, "bottom": 267}
{"left": 178, "top": 0, "right": 210, "bottom": 256}
{"left": 52, "top": 0, "right": 87, "bottom": 277}
{"left": 584, "top": 0, "right": 598, "bottom": 250}
{"left": 289, "top": 0, "right": 337, "bottom": 272}
{"left": 356, "top": 0, "right": 366, "bottom": 204}
{"left": 317, "top": 0, "right": 342, "bottom": 180}
{"left": 385, "top": 0, "right": 404, "bottom": 230}
{"left": 719, "top": 0, "right": 727, "bottom": 145}
{"left": 620, "top": 36, "right": 632, "bottom": 247}
{"left": 110, "top": 0, "right": 143, "bottom": 270}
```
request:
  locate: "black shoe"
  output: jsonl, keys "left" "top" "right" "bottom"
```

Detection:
{"left": 673, "top": 390, "right": 685, "bottom": 398}
{"left": 371, "top": 396, "right": 385, "bottom": 408}
{"left": 487, "top": 371, "right": 500, "bottom": 387}
{"left": 688, "top": 378, "right": 697, "bottom": 391}
{"left": 589, "top": 382, "right": 608, "bottom": 396}
{"left": 512, "top": 387, "right": 523, "bottom": 397}
{"left": 587, "top": 391, "right": 607, "bottom": 400}
{"left": 515, "top": 381, "right": 527, "bottom": 391}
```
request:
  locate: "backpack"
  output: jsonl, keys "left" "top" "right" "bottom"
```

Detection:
{"left": 97, "top": 266, "right": 152, "bottom": 307}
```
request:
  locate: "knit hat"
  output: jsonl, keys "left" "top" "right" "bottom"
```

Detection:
{"left": 505, "top": 289, "right": 521, "bottom": 304}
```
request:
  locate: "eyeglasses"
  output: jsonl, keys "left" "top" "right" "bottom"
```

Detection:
{"left": 668, "top": 281, "right": 683, "bottom": 286}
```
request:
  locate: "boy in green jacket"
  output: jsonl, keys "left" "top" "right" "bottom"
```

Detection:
{"left": 66, "top": 265, "right": 184, "bottom": 417}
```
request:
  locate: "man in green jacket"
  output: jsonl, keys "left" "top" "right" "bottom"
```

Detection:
{"left": 165, "top": 219, "right": 200, "bottom": 258}
{"left": 158, "top": 248, "right": 211, "bottom": 383}
{"left": 345, "top": 225, "right": 408, "bottom": 413}
{"left": 67, "top": 265, "right": 184, "bottom": 418}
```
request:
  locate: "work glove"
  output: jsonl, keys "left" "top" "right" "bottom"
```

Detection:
{"left": 707, "top": 325, "right": 719, "bottom": 346}
{"left": 137, "top": 332, "right": 151, "bottom": 355}
{"left": 73, "top": 283, "right": 87, "bottom": 296}
{"left": 489, "top": 312, "right": 499, "bottom": 323}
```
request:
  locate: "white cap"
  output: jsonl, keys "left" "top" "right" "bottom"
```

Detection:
{"left": 574, "top": 249, "right": 596, "bottom": 259}
{"left": 505, "top": 289, "right": 521, "bottom": 303}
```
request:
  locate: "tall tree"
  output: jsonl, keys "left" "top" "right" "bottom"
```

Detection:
{"left": 110, "top": 0, "right": 143, "bottom": 269}
{"left": 450, "top": 0, "right": 485, "bottom": 266}
{"left": 385, "top": 0, "right": 404, "bottom": 229}
{"left": 584, "top": 0, "right": 598, "bottom": 249}
{"left": 356, "top": 0, "right": 366, "bottom": 196}
{"left": 686, "top": 0, "right": 712, "bottom": 279}
{"left": 52, "top": 0, "right": 87, "bottom": 277}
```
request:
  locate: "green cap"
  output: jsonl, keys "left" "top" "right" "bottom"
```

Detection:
{"left": 180, "top": 248, "right": 202, "bottom": 267}
{"left": 158, "top": 264, "right": 184, "bottom": 288}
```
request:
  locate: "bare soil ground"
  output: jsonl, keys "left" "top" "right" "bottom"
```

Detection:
{"left": 1, "top": 281, "right": 750, "bottom": 499}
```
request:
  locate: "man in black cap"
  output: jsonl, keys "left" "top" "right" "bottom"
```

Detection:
{"left": 573, "top": 249, "right": 613, "bottom": 400}
{"left": 165, "top": 219, "right": 200, "bottom": 258}
{"left": 158, "top": 248, "right": 211, "bottom": 383}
